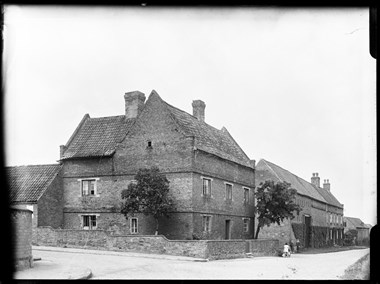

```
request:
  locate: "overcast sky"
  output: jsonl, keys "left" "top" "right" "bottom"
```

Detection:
{"left": 3, "top": 6, "right": 376, "bottom": 225}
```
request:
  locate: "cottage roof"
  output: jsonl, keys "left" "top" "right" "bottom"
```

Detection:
{"left": 344, "top": 217, "right": 367, "bottom": 229}
{"left": 256, "top": 159, "right": 344, "bottom": 209}
{"left": 61, "top": 115, "right": 135, "bottom": 160}
{"left": 313, "top": 184, "right": 343, "bottom": 208}
{"left": 60, "top": 90, "right": 253, "bottom": 168}
{"left": 256, "top": 159, "right": 327, "bottom": 203}
{"left": 164, "top": 99, "right": 252, "bottom": 168}
{"left": 6, "top": 164, "right": 62, "bottom": 203}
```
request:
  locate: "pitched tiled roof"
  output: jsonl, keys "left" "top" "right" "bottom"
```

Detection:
{"left": 60, "top": 90, "right": 253, "bottom": 168}
{"left": 256, "top": 159, "right": 327, "bottom": 203}
{"left": 344, "top": 217, "right": 367, "bottom": 229}
{"left": 61, "top": 115, "right": 135, "bottom": 160}
{"left": 6, "top": 164, "right": 62, "bottom": 203}
{"left": 256, "top": 159, "right": 344, "bottom": 208}
{"left": 165, "top": 102, "right": 252, "bottom": 168}
{"left": 313, "top": 185, "right": 343, "bottom": 208}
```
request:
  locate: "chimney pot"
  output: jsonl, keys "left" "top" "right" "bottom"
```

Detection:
{"left": 323, "top": 179, "right": 331, "bottom": 191}
{"left": 192, "top": 100, "right": 206, "bottom": 122}
{"left": 124, "top": 91, "right": 146, "bottom": 119}
{"left": 311, "top": 172, "right": 320, "bottom": 187}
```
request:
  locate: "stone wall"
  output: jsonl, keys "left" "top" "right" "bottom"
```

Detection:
{"left": 35, "top": 227, "right": 278, "bottom": 260}
{"left": 11, "top": 207, "right": 33, "bottom": 271}
{"left": 258, "top": 218, "right": 295, "bottom": 247}
{"left": 247, "top": 238, "right": 279, "bottom": 256}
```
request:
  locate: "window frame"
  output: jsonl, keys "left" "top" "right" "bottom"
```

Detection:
{"left": 202, "top": 215, "right": 212, "bottom": 232}
{"left": 78, "top": 178, "right": 100, "bottom": 197}
{"left": 81, "top": 214, "right": 99, "bottom": 230}
{"left": 224, "top": 182, "right": 233, "bottom": 201}
{"left": 243, "top": 187, "right": 250, "bottom": 204}
{"left": 201, "top": 177, "right": 212, "bottom": 197}
{"left": 130, "top": 217, "right": 138, "bottom": 234}
{"left": 243, "top": 218, "right": 250, "bottom": 232}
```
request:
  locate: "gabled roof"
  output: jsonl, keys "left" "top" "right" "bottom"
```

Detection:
{"left": 61, "top": 115, "right": 135, "bottom": 160}
{"left": 344, "top": 217, "right": 368, "bottom": 229}
{"left": 256, "top": 159, "right": 344, "bottom": 209}
{"left": 60, "top": 90, "right": 254, "bottom": 168}
{"left": 256, "top": 159, "right": 327, "bottom": 203}
{"left": 6, "top": 164, "right": 62, "bottom": 203}
{"left": 164, "top": 99, "right": 252, "bottom": 168}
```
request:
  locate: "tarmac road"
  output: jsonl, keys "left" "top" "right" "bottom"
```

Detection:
{"left": 15, "top": 246, "right": 369, "bottom": 280}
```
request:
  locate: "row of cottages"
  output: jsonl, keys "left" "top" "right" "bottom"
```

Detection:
{"left": 9, "top": 90, "right": 255, "bottom": 240}
{"left": 343, "top": 217, "right": 371, "bottom": 245}
{"left": 255, "top": 159, "right": 344, "bottom": 248}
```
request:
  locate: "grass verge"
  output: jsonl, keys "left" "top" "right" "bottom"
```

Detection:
{"left": 339, "top": 252, "right": 370, "bottom": 280}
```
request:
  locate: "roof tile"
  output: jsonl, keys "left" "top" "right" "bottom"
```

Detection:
{"left": 61, "top": 116, "right": 135, "bottom": 159}
{"left": 256, "top": 159, "right": 343, "bottom": 208}
{"left": 6, "top": 164, "right": 62, "bottom": 203}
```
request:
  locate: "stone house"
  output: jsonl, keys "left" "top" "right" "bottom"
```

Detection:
{"left": 59, "top": 90, "right": 256, "bottom": 240}
{"left": 6, "top": 164, "right": 63, "bottom": 234}
{"left": 255, "top": 159, "right": 344, "bottom": 248}
{"left": 343, "top": 216, "right": 370, "bottom": 245}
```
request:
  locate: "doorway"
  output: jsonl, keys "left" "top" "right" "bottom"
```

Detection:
{"left": 304, "top": 215, "right": 312, "bottom": 248}
{"left": 225, "top": 220, "right": 231, "bottom": 240}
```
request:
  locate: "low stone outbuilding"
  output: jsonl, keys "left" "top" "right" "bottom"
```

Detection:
{"left": 343, "top": 217, "right": 370, "bottom": 246}
{"left": 7, "top": 164, "right": 63, "bottom": 242}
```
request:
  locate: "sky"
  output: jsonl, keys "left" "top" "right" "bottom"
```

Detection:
{"left": 3, "top": 6, "right": 376, "bottom": 225}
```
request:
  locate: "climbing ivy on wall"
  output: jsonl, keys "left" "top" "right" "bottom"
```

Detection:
{"left": 312, "top": 226, "right": 329, "bottom": 248}
{"left": 291, "top": 223, "right": 305, "bottom": 248}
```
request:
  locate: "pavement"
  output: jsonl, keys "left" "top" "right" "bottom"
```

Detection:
{"left": 13, "top": 245, "right": 207, "bottom": 280}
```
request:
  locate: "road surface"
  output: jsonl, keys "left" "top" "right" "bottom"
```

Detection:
{"left": 19, "top": 247, "right": 370, "bottom": 280}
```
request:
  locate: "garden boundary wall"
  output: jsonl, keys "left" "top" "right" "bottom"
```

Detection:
{"left": 34, "top": 227, "right": 278, "bottom": 260}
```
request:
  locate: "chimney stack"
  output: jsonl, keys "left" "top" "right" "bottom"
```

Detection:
{"left": 311, "top": 172, "right": 320, "bottom": 187}
{"left": 60, "top": 145, "right": 66, "bottom": 160}
{"left": 124, "top": 91, "right": 146, "bottom": 119}
{"left": 323, "top": 179, "right": 330, "bottom": 191}
{"left": 192, "top": 100, "right": 206, "bottom": 122}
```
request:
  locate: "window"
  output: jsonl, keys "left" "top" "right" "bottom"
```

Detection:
{"left": 130, "top": 217, "right": 138, "bottom": 234}
{"left": 243, "top": 218, "right": 249, "bottom": 232}
{"left": 81, "top": 179, "right": 96, "bottom": 196}
{"left": 225, "top": 183, "right": 232, "bottom": 200}
{"left": 202, "top": 216, "right": 211, "bottom": 232}
{"left": 82, "top": 215, "right": 97, "bottom": 230}
{"left": 243, "top": 187, "right": 250, "bottom": 204}
{"left": 330, "top": 229, "right": 333, "bottom": 240}
{"left": 330, "top": 213, "right": 332, "bottom": 224}
{"left": 202, "top": 178, "right": 212, "bottom": 197}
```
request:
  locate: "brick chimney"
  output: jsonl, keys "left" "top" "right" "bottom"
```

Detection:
{"left": 323, "top": 179, "right": 330, "bottom": 191}
{"left": 311, "top": 173, "right": 320, "bottom": 187}
{"left": 124, "top": 91, "right": 146, "bottom": 119}
{"left": 192, "top": 100, "right": 206, "bottom": 122}
{"left": 59, "top": 145, "right": 66, "bottom": 160}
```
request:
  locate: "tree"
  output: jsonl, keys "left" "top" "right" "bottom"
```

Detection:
{"left": 254, "top": 180, "right": 301, "bottom": 239}
{"left": 121, "top": 167, "right": 176, "bottom": 235}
